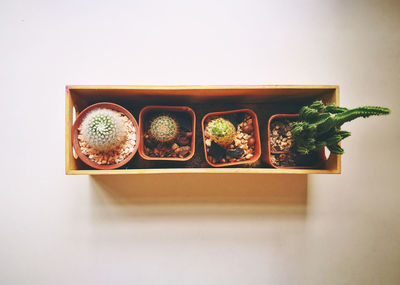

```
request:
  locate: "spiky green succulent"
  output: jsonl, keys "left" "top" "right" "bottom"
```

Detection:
{"left": 206, "top": 118, "right": 236, "bottom": 147}
{"left": 291, "top": 100, "right": 390, "bottom": 155}
{"left": 81, "top": 108, "right": 127, "bottom": 151}
{"left": 149, "top": 115, "right": 179, "bottom": 142}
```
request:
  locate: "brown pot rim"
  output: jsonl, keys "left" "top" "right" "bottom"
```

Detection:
{"left": 71, "top": 102, "right": 140, "bottom": 170}
{"left": 138, "top": 106, "right": 196, "bottom": 161}
{"left": 266, "top": 114, "right": 325, "bottom": 169}
{"left": 201, "top": 109, "right": 261, "bottom": 167}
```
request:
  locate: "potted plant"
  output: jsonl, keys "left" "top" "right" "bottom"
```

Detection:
{"left": 202, "top": 109, "right": 261, "bottom": 167}
{"left": 267, "top": 101, "right": 391, "bottom": 168}
{"left": 138, "top": 106, "right": 196, "bottom": 161}
{"left": 71, "top": 102, "right": 139, "bottom": 170}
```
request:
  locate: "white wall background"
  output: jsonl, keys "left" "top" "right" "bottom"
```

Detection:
{"left": 1, "top": 0, "right": 399, "bottom": 284}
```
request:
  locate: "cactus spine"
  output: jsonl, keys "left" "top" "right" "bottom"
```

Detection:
{"left": 149, "top": 115, "right": 179, "bottom": 142}
{"left": 206, "top": 118, "right": 236, "bottom": 147}
{"left": 292, "top": 101, "right": 390, "bottom": 155}
{"left": 81, "top": 108, "right": 127, "bottom": 151}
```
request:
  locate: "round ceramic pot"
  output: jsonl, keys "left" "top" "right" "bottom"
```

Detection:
{"left": 71, "top": 102, "right": 139, "bottom": 170}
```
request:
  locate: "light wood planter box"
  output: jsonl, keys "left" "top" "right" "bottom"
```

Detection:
{"left": 65, "top": 85, "right": 340, "bottom": 175}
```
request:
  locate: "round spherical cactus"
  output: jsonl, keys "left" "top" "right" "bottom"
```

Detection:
{"left": 206, "top": 118, "right": 236, "bottom": 147}
{"left": 149, "top": 115, "right": 179, "bottom": 142}
{"left": 81, "top": 108, "right": 127, "bottom": 151}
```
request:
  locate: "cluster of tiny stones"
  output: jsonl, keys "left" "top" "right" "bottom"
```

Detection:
{"left": 78, "top": 113, "right": 136, "bottom": 165}
{"left": 144, "top": 128, "right": 193, "bottom": 159}
{"left": 270, "top": 119, "right": 296, "bottom": 167}
{"left": 144, "top": 132, "right": 192, "bottom": 158}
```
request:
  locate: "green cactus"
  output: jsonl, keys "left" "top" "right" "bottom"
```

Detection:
{"left": 149, "top": 115, "right": 179, "bottom": 142}
{"left": 81, "top": 108, "right": 127, "bottom": 151}
{"left": 206, "top": 118, "right": 236, "bottom": 147}
{"left": 292, "top": 101, "right": 390, "bottom": 155}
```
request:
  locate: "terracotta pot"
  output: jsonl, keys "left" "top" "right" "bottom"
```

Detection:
{"left": 202, "top": 109, "right": 261, "bottom": 167}
{"left": 267, "top": 114, "right": 325, "bottom": 169}
{"left": 71, "top": 102, "right": 140, "bottom": 170}
{"left": 138, "top": 106, "right": 196, "bottom": 161}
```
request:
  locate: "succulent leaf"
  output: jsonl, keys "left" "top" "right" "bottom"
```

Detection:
{"left": 309, "top": 100, "right": 325, "bottom": 112}
{"left": 333, "top": 106, "right": 391, "bottom": 127}
{"left": 299, "top": 106, "right": 319, "bottom": 122}
{"left": 325, "top": 104, "right": 348, "bottom": 113}
{"left": 327, "top": 144, "right": 344, "bottom": 155}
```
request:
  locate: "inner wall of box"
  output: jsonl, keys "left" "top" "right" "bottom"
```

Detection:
{"left": 68, "top": 88, "right": 336, "bottom": 170}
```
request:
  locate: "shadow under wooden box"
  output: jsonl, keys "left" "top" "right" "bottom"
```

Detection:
{"left": 66, "top": 85, "right": 340, "bottom": 175}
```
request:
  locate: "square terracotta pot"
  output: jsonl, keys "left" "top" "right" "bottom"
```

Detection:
{"left": 201, "top": 109, "right": 261, "bottom": 167}
{"left": 267, "top": 114, "right": 326, "bottom": 169}
{"left": 139, "top": 106, "right": 196, "bottom": 161}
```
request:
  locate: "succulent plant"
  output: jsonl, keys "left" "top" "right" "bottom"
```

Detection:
{"left": 291, "top": 100, "right": 391, "bottom": 155}
{"left": 81, "top": 108, "right": 127, "bottom": 151}
{"left": 149, "top": 115, "right": 179, "bottom": 142}
{"left": 206, "top": 118, "right": 236, "bottom": 147}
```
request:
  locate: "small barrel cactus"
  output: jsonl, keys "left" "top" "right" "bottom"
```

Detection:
{"left": 149, "top": 115, "right": 179, "bottom": 142}
{"left": 81, "top": 108, "right": 127, "bottom": 151}
{"left": 206, "top": 118, "right": 236, "bottom": 147}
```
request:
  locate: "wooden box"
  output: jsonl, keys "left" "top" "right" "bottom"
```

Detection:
{"left": 65, "top": 85, "right": 340, "bottom": 175}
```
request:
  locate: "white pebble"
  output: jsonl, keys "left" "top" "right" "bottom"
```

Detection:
{"left": 245, "top": 154, "right": 253, "bottom": 159}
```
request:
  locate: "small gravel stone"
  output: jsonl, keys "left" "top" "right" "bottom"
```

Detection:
{"left": 177, "top": 136, "right": 189, "bottom": 146}
{"left": 245, "top": 153, "right": 253, "bottom": 159}
{"left": 226, "top": 148, "right": 244, "bottom": 159}
{"left": 248, "top": 137, "right": 255, "bottom": 146}
{"left": 171, "top": 143, "right": 179, "bottom": 151}
{"left": 242, "top": 124, "right": 253, "bottom": 134}
{"left": 175, "top": 146, "right": 191, "bottom": 157}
